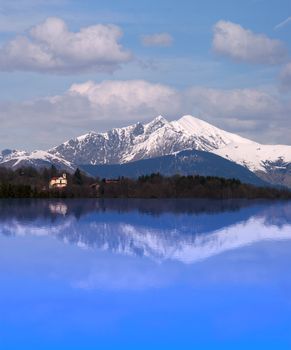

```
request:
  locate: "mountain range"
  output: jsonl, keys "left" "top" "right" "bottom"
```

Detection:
{"left": 1, "top": 115, "right": 291, "bottom": 187}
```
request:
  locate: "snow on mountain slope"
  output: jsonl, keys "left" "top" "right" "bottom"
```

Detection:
{"left": 48, "top": 114, "right": 291, "bottom": 179}
{"left": 49, "top": 115, "right": 254, "bottom": 166}
{"left": 0, "top": 149, "right": 74, "bottom": 171}
{"left": 213, "top": 142, "right": 291, "bottom": 173}
{"left": 0, "top": 149, "right": 27, "bottom": 163}
{"left": 2, "top": 115, "right": 291, "bottom": 186}
{"left": 172, "top": 115, "right": 251, "bottom": 145}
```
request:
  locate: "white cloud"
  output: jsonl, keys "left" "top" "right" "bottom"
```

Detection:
{"left": 0, "top": 80, "right": 290, "bottom": 150}
{"left": 141, "top": 33, "right": 173, "bottom": 47}
{"left": 184, "top": 87, "right": 286, "bottom": 141}
{"left": 186, "top": 87, "right": 281, "bottom": 119}
{"left": 0, "top": 17, "right": 132, "bottom": 74}
{"left": 67, "top": 80, "right": 181, "bottom": 116}
{"left": 213, "top": 20, "right": 288, "bottom": 64}
{"left": 0, "top": 80, "right": 182, "bottom": 150}
{"left": 280, "top": 63, "right": 291, "bottom": 89}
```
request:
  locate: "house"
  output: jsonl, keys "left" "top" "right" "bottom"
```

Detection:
{"left": 90, "top": 183, "right": 101, "bottom": 197}
{"left": 49, "top": 173, "right": 68, "bottom": 189}
{"left": 90, "top": 183, "right": 101, "bottom": 191}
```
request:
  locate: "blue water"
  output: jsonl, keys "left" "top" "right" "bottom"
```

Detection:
{"left": 0, "top": 199, "right": 291, "bottom": 349}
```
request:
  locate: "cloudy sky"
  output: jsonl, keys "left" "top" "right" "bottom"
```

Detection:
{"left": 0, "top": 0, "right": 290, "bottom": 150}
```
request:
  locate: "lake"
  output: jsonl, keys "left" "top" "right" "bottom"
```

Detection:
{"left": 0, "top": 199, "right": 291, "bottom": 349}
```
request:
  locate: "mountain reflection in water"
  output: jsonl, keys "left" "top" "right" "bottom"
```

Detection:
{"left": 1, "top": 199, "right": 291, "bottom": 349}
{"left": 0, "top": 199, "right": 291, "bottom": 263}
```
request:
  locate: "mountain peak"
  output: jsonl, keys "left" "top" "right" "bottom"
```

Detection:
{"left": 175, "top": 115, "right": 222, "bottom": 134}
{"left": 179, "top": 114, "right": 213, "bottom": 126}
{"left": 2, "top": 113, "right": 291, "bottom": 188}
{"left": 76, "top": 131, "right": 97, "bottom": 142}
{"left": 146, "top": 115, "right": 169, "bottom": 127}
{"left": 143, "top": 115, "right": 169, "bottom": 134}
{"left": 153, "top": 115, "right": 168, "bottom": 123}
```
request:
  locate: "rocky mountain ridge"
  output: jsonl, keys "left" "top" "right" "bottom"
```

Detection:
{"left": 1, "top": 115, "right": 291, "bottom": 186}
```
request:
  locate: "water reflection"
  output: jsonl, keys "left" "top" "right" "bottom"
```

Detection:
{"left": 0, "top": 199, "right": 291, "bottom": 263}
{"left": 1, "top": 199, "right": 291, "bottom": 349}
{"left": 49, "top": 202, "right": 68, "bottom": 216}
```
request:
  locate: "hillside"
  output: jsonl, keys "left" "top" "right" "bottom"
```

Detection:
{"left": 81, "top": 149, "right": 267, "bottom": 187}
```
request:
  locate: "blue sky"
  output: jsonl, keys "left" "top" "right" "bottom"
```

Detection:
{"left": 0, "top": 0, "right": 290, "bottom": 150}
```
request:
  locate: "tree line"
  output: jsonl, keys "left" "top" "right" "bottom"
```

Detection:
{"left": 0, "top": 166, "right": 95, "bottom": 198}
{"left": 0, "top": 166, "right": 290, "bottom": 199}
{"left": 99, "top": 173, "right": 291, "bottom": 199}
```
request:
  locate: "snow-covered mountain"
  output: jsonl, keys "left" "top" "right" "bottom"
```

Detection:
{"left": 0, "top": 149, "right": 74, "bottom": 171}
{"left": 48, "top": 115, "right": 291, "bottom": 186}
{"left": 49, "top": 115, "right": 251, "bottom": 165}
{"left": 1, "top": 115, "right": 291, "bottom": 186}
{"left": 213, "top": 143, "right": 291, "bottom": 187}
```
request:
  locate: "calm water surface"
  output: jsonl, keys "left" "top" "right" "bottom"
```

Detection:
{"left": 0, "top": 199, "right": 291, "bottom": 349}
